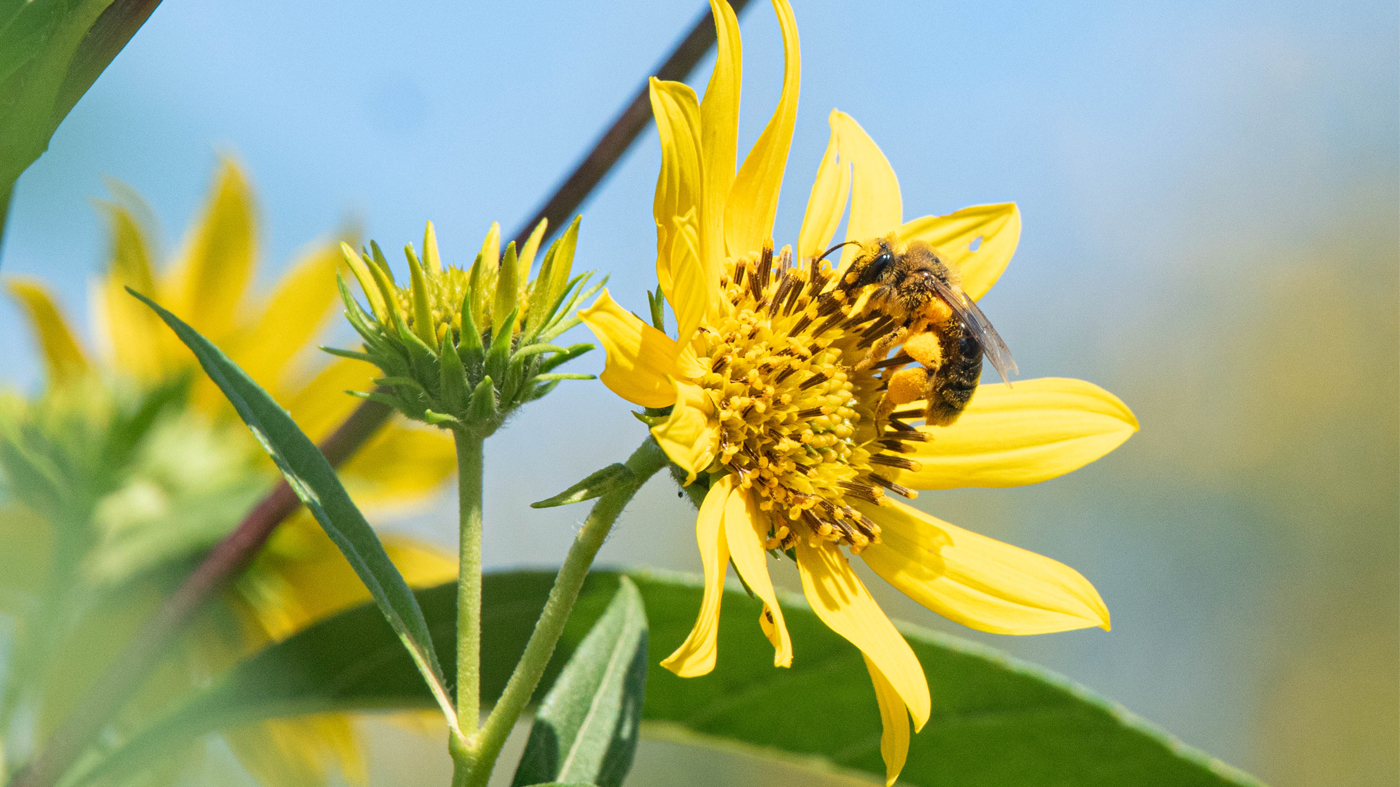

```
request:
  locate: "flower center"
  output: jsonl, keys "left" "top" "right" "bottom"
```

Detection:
{"left": 697, "top": 245, "right": 926, "bottom": 553}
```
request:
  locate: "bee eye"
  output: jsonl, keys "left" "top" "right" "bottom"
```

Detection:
{"left": 870, "top": 252, "right": 893, "bottom": 277}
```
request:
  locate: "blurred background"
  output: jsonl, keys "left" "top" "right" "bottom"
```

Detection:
{"left": 0, "top": 0, "right": 1395, "bottom": 785}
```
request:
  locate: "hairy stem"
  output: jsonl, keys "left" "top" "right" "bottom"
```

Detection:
{"left": 459, "top": 438, "right": 668, "bottom": 787}
{"left": 454, "top": 429, "right": 486, "bottom": 731}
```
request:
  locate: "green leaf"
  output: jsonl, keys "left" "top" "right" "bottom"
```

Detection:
{"left": 512, "top": 577, "right": 647, "bottom": 787}
{"left": 1, "top": 0, "right": 161, "bottom": 194}
{"left": 531, "top": 464, "right": 636, "bottom": 509}
{"left": 80, "top": 571, "right": 1261, "bottom": 787}
{"left": 126, "top": 289, "right": 458, "bottom": 729}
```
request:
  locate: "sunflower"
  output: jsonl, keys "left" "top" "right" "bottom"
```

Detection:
{"left": 580, "top": 1, "right": 1138, "bottom": 783}
{"left": 1, "top": 160, "right": 456, "bottom": 786}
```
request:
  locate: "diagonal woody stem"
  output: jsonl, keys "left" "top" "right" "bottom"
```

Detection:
{"left": 7, "top": 4, "right": 750, "bottom": 787}
{"left": 512, "top": 0, "right": 753, "bottom": 250}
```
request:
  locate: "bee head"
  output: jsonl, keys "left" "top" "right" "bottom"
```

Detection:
{"left": 850, "top": 237, "right": 900, "bottom": 287}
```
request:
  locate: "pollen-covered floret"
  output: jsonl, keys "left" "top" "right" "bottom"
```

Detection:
{"left": 694, "top": 244, "right": 929, "bottom": 554}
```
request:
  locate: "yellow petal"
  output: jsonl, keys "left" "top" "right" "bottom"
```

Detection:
{"left": 898, "top": 203, "right": 1021, "bottom": 300}
{"left": 283, "top": 357, "right": 377, "bottom": 443}
{"left": 650, "top": 78, "right": 713, "bottom": 343}
{"left": 94, "top": 199, "right": 175, "bottom": 379}
{"left": 700, "top": 0, "right": 742, "bottom": 262}
{"left": 832, "top": 111, "right": 901, "bottom": 269}
{"left": 164, "top": 159, "right": 257, "bottom": 341}
{"left": 340, "top": 422, "right": 457, "bottom": 508}
{"left": 794, "top": 538, "right": 929, "bottom": 729}
{"left": 722, "top": 486, "right": 792, "bottom": 667}
{"left": 896, "top": 377, "right": 1138, "bottom": 490}
{"left": 651, "top": 377, "right": 720, "bottom": 484}
{"left": 662, "top": 476, "right": 734, "bottom": 677}
{"left": 724, "top": 0, "right": 800, "bottom": 257}
{"left": 797, "top": 120, "right": 851, "bottom": 263}
{"left": 7, "top": 279, "right": 90, "bottom": 386}
{"left": 860, "top": 500, "right": 1110, "bottom": 634}
{"left": 253, "top": 518, "right": 456, "bottom": 637}
{"left": 580, "top": 290, "right": 704, "bottom": 409}
{"left": 212, "top": 241, "right": 343, "bottom": 406}
{"left": 863, "top": 654, "right": 910, "bottom": 787}
{"left": 225, "top": 715, "right": 364, "bottom": 787}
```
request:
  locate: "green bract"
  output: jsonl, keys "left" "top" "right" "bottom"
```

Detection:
{"left": 334, "top": 217, "right": 599, "bottom": 435}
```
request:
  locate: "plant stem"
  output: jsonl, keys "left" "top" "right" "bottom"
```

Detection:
{"left": 453, "top": 429, "right": 486, "bottom": 734}
{"left": 459, "top": 437, "right": 667, "bottom": 787}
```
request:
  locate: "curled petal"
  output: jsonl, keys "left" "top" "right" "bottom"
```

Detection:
{"left": 652, "top": 377, "right": 721, "bottom": 484}
{"left": 896, "top": 377, "right": 1138, "bottom": 490}
{"left": 700, "top": 0, "right": 742, "bottom": 266}
{"left": 898, "top": 203, "right": 1021, "bottom": 300}
{"left": 797, "top": 121, "right": 851, "bottom": 263}
{"left": 831, "top": 111, "right": 901, "bottom": 270}
{"left": 7, "top": 279, "right": 89, "bottom": 386}
{"left": 580, "top": 290, "right": 702, "bottom": 409}
{"left": 794, "top": 538, "right": 929, "bottom": 729}
{"left": 860, "top": 499, "right": 1111, "bottom": 635}
{"left": 650, "top": 78, "right": 714, "bottom": 339}
{"left": 864, "top": 655, "right": 910, "bottom": 787}
{"left": 725, "top": 0, "right": 801, "bottom": 257}
{"left": 662, "top": 476, "right": 734, "bottom": 677}
{"left": 723, "top": 487, "right": 792, "bottom": 667}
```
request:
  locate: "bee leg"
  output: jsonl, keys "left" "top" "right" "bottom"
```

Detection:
{"left": 903, "top": 331, "right": 944, "bottom": 370}
{"left": 854, "top": 324, "right": 911, "bottom": 371}
{"left": 877, "top": 365, "right": 929, "bottom": 422}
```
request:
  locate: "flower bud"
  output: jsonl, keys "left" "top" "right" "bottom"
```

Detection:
{"left": 334, "top": 217, "right": 598, "bottom": 435}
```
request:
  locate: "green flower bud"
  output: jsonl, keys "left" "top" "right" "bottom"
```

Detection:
{"left": 334, "top": 216, "right": 599, "bottom": 436}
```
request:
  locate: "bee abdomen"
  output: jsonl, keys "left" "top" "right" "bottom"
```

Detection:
{"left": 923, "top": 327, "right": 983, "bottom": 426}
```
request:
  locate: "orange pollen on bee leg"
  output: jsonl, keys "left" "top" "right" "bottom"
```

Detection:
{"left": 904, "top": 331, "right": 943, "bottom": 367}
{"left": 886, "top": 366, "right": 929, "bottom": 406}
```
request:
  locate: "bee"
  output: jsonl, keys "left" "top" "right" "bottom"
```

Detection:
{"left": 833, "top": 235, "right": 1017, "bottom": 426}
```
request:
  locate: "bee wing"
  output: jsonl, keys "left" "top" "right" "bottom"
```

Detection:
{"left": 930, "top": 279, "right": 1019, "bottom": 384}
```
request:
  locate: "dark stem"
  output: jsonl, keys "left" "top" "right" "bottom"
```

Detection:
{"left": 511, "top": 0, "right": 753, "bottom": 249}
{"left": 8, "top": 2, "right": 752, "bottom": 783}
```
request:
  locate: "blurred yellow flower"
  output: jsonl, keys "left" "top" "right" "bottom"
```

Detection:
{"left": 580, "top": 1, "right": 1138, "bottom": 783}
{"left": 1, "top": 160, "right": 456, "bottom": 786}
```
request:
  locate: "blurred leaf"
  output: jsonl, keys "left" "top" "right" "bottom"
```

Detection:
{"left": 512, "top": 577, "right": 647, "bottom": 787}
{"left": 128, "top": 290, "right": 457, "bottom": 728}
{"left": 77, "top": 572, "right": 1263, "bottom": 787}
{"left": 0, "top": 0, "right": 163, "bottom": 193}
{"left": 530, "top": 464, "right": 635, "bottom": 509}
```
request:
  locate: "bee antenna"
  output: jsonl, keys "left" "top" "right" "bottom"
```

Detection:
{"left": 816, "top": 241, "right": 860, "bottom": 263}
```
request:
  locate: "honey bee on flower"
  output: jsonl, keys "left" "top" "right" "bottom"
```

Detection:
{"left": 580, "top": 1, "right": 1138, "bottom": 784}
